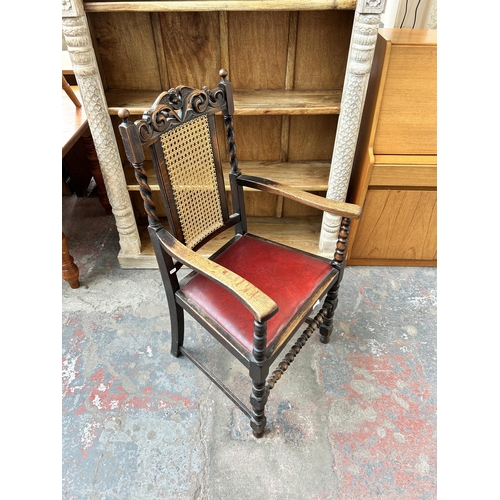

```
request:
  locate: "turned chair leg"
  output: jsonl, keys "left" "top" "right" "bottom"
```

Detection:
{"left": 250, "top": 320, "right": 269, "bottom": 437}
{"left": 250, "top": 381, "right": 269, "bottom": 438}
{"left": 62, "top": 232, "right": 80, "bottom": 289}
{"left": 320, "top": 217, "right": 352, "bottom": 343}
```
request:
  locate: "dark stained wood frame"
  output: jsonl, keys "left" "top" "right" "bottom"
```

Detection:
{"left": 118, "top": 69, "right": 361, "bottom": 438}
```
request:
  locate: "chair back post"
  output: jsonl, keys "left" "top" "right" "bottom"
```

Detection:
{"left": 219, "top": 68, "right": 247, "bottom": 235}
{"left": 118, "top": 108, "right": 162, "bottom": 231}
{"left": 148, "top": 226, "right": 185, "bottom": 356}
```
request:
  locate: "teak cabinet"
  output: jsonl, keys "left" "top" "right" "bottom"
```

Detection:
{"left": 347, "top": 29, "right": 437, "bottom": 266}
{"left": 62, "top": 0, "right": 386, "bottom": 268}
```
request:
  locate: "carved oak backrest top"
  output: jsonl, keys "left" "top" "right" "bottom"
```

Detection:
{"left": 134, "top": 85, "right": 228, "bottom": 146}
{"left": 118, "top": 71, "right": 236, "bottom": 249}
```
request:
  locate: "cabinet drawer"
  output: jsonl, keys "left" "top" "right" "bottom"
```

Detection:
{"left": 370, "top": 157, "right": 436, "bottom": 188}
{"left": 349, "top": 189, "right": 436, "bottom": 262}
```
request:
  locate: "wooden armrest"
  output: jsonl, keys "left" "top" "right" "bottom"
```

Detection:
{"left": 155, "top": 228, "right": 279, "bottom": 323}
{"left": 237, "top": 175, "right": 362, "bottom": 219}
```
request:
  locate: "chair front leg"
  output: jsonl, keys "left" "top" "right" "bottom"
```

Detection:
{"left": 320, "top": 217, "right": 351, "bottom": 344}
{"left": 169, "top": 302, "right": 185, "bottom": 358}
{"left": 250, "top": 320, "right": 269, "bottom": 438}
{"left": 250, "top": 380, "right": 269, "bottom": 438}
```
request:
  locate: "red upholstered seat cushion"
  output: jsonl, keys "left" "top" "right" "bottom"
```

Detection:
{"left": 182, "top": 235, "right": 333, "bottom": 352}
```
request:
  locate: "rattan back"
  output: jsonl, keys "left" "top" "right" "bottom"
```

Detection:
{"left": 158, "top": 115, "right": 226, "bottom": 248}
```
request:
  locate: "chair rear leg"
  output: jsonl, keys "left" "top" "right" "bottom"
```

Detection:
{"left": 320, "top": 217, "right": 352, "bottom": 344}
{"left": 319, "top": 282, "right": 340, "bottom": 344}
{"left": 148, "top": 225, "right": 184, "bottom": 357}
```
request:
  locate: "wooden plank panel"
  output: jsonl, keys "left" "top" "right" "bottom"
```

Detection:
{"left": 374, "top": 44, "right": 437, "bottom": 155}
{"left": 288, "top": 115, "right": 337, "bottom": 161}
{"left": 219, "top": 11, "right": 230, "bottom": 71}
{"left": 157, "top": 11, "right": 220, "bottom": 88}
{"left": 151, "top": 13, "right": 169, "bottom": 89}
{"left": 233, "top": 116, "right": 282, "bottom": 161}
{"left": 231, "top": 191, "right": 277, "bottom": 217}
{"left": 129, "top": 190, "right": 168, "bottom": 219}
{"left": 294, "top": 10, "right": 354, "bottom": 90}
{"left": 228, "top": 11, "right": 289, "bottom": 89}
{"left": 282, "top": 195, "right": 323, "bottom": 217}
{"left": 349, "top": 189, "right": 437, "bottom": 261}
{"left": 88, "top": 12, "right": 162, "bottom": 90}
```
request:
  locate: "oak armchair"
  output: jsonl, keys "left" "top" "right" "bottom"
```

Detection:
{"left": 118, "top": 69, "right": 361, "bottom": 438}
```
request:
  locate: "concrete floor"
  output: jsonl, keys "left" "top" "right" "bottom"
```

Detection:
{"left": 62, "top": 193, "right": 437, "bottom": 500}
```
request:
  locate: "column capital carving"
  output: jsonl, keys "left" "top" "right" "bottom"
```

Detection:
{"left": 356, "top": 0, "right": 386, "bottom": 14}
{"left": 62, "top": 0, "right": 84, "bottom": 17}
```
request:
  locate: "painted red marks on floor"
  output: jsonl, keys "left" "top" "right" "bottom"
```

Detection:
{"left": 62, "top": 326, "right": 86, "bottom": 396}
{"left": 82, "top": 367, "right": 196, "bottom": 413}
{"left": 330, "top": 352, "right": 436, "bottom": 498}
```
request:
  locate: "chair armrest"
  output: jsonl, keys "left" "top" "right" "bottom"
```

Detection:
{"left": 155, "top": 228, "right": 279, "bottom": 323}
{"left": 237, "top": 175, "right": 362, "bottom": 219}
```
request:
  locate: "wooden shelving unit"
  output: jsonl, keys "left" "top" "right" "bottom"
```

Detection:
{"left": 86, "top": 3, "right": 354, "bottom": 265}
{"left": 63, "top": 0, "right": 384, "bottom": 268}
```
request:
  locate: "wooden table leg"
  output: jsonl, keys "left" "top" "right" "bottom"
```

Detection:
{"left": 82, "top": 128, "right": 112, "bottom": 215}
{"left": 62, "top": 232, "right": 80, "bottom": 289}
{"left": 62, "top": 74, "right": 81, "bottom": 107}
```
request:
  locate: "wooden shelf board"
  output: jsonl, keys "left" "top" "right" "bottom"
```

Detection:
{"left": 233, "top": 89, "right": 342, "bottom": 115}
{"left": 84, "top": 1, "right": 357, "bottom": 13}
{"left": 117, "top": 216, "right": 331, "bottom": 268}
{"left": 106, "top": 89, "right": 342, "bottom": 116}
{"left": 124, "top": 160, "right": 331, "bottom": 191}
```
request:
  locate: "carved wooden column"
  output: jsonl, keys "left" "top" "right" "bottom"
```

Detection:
{"left": 319, "top": 0, "right": 386, "bottom": 254}
{"left": 62, "top": 0, "right": 141, "bottom": 257}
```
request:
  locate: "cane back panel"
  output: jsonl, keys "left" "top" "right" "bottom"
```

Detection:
{"left": 127, "top": 83, "right": 232, "bottom": 249}
{"left": 158, "top": 115, "right": 225, "bottom": 249}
